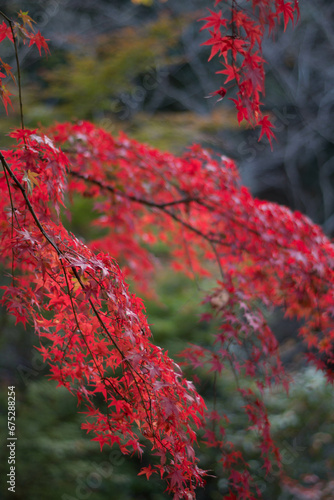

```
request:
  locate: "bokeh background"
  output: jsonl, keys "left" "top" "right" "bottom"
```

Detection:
{"left": 1, "top": 1, "right": 334, "bottom": 499}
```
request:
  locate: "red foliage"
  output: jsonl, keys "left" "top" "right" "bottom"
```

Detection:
{"left": 0, "top": 129, "right": 206, "bottom": 499}
{"left": 1, "top": 5, "right": 334, "bottom": 500}
{"left": 0, "top": 12, "right": 49, "bottom": 112}
{"left": 2, "top": 119, "right": 334, "bottom": 497}
{"left": 202, "top": 0, "right": 300, "bottom": 143}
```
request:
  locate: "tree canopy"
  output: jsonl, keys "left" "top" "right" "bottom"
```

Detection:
{"left": 1, "top": 2, "right": 334, "bottom": 499}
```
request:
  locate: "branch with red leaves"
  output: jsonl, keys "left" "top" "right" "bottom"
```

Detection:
{"left": 45, "top": 121, "right": 334, "bottom": 497}
{"left": 201, "top": 0, "right": 300, "bottom": 148}
{"left": 0, "top": 133, "right": 206, "bottom": 499}
{"left": 0, "top": 10, "right": 49, "bottom": 128}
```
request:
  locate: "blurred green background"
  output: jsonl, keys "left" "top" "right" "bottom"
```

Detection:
{"left": 1, "top": 1, "right": 334, "bottom": 499}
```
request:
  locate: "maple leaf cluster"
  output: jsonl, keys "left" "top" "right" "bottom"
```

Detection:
{"left": 0, "top": 10, "right": 49, "bottom": 113}
{"left": 46, "top": 120, "right": 334, "bottom": 497}
{"left": 0, "top": 128, "right": 207, "bottom": 499}
{"left": 2, "top": 118, "right": 334, "bottom": 498}
{"left": 201, "top": 0, "right": 300, "bottom": 148}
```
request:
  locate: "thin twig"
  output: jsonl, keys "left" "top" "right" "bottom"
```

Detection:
{"left": 0, "top": 11, "right": 25, "bottom": 130}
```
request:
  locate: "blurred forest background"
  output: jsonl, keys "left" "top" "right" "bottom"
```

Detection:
{"left": 0, "top": 1, "right": 334, "bottom": 499}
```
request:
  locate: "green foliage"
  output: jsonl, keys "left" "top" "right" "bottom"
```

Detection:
{"left": 268, "top": 368, "right": 334, "bottom": 482}
{"left": 106, "top": 109, "right": 238, "bottom": 154}
{"left": 0, "top": 379, "right": 168, "bottom": 500}
{"left": 42, "top": 13, "right": 189, "bottom": 120}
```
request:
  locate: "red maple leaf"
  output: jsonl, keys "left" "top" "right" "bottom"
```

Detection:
{"left": 138, "top": 464, "right": 154, "bottom": 480}
{"left": 206, "top": 86, "right": 227, "bottom": 102}
{"left": 28, "top": 31, "right": 50, "bottom": 56}
{"left": 199, "top": 9, "right": 227, "bottom": 32}
{"left": 277, "top": 1, "right": 296, "bottom": 31}
{"left": 0, "top": 21, "right": 13, "bottom": 43}
{"left": 258, "top": 115, "right": 276, "bottom": 150}
{"left": 0, "top": 85, "right": 13, "bottom": 114}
